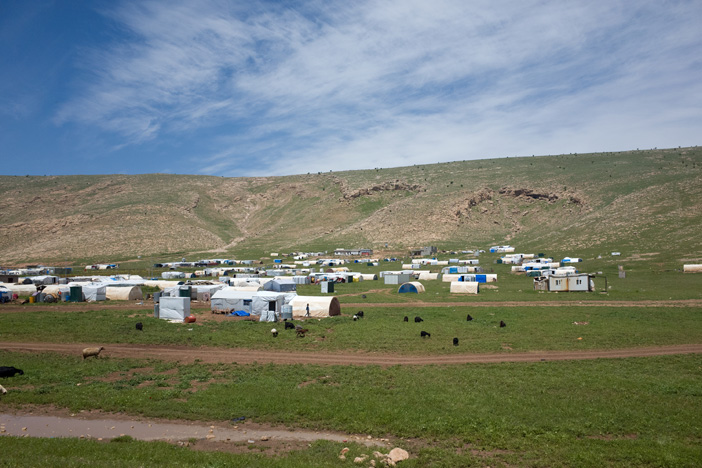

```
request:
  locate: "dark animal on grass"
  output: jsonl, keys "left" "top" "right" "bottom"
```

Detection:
{"left": 420, "top": 331, "right": 431, "bottom": 338}
{"left": 135, "top": 322, "right": 143, "bottom": 331}
{"left": 500, "top": 320, "right": 506, "bottom": 328}
{"left": 356, "top": 311, "right": 364, "bottom": 318}
{"left": 362, "top": 294, "right": 367, "bottom": 299}
{"left": 0, "top": 366, "right": 24, "bottom": 378}
{"left": 296, "top": 328, "right": 309, "bottom": 338}
{"left": 284, "top": 321, "right": 295, "bottom": 330}
{"left": 466, "top": 314, "right": 473, "bottom": 321}
{"left": 453, "top": 337, "right": 459, "bottom": 346}
{"left": 403, "top": 316, "right": 408, "bottom": 322}
{"left": 414, "top": 316, "right": 423, "bottom": 323}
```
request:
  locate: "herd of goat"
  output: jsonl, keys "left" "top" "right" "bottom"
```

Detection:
{"left": 1, "top": 312, "right": 510, "bottom": 392}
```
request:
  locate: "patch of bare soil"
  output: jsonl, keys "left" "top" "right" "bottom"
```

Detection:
{"left": 0, "top": 406, "right": 389, "bottom": 453}
{"left": 0, "top": 342, "right": 700, "bottom": 366}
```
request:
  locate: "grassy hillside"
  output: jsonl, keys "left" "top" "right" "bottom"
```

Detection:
{"left": 1, "top": 147, "right": 700, "bottom": 264}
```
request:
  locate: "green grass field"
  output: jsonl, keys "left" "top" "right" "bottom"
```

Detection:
{"left": 1, "top": 351, "right": 700, "bottom": 467}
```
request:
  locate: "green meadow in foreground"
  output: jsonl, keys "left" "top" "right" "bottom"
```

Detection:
{"left": 2, "top": 304, "right": 700, "bottom": 353}
{"left": 0, "top": 351, "right": 700, "bottom": 467}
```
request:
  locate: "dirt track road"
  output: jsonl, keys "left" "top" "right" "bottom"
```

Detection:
{"left": 1, "top": 342, "right": 700, "bottom": 366}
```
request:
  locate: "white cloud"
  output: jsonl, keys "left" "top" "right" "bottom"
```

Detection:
{"left": 54, "top": 0, "right": 702, "bottom": 175}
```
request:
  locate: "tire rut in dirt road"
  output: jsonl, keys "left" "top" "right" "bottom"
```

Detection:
{"left": 1, "top": 342, "right": 700, "bottom": 366}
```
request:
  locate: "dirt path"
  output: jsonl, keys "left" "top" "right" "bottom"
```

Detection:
{"left": 1, "top": 342, "right": 700, "bottom": 365}
{"left": 0, "top": 408, "right": 387, "bottom": 450}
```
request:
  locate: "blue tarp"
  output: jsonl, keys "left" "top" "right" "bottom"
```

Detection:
{"left": 229, "top": 310, "right": 251, "bottom": 316}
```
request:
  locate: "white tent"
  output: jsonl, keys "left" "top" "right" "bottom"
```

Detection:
{"left": 450, "top": 281, "right": 479, "bottom": 294}
{"left": 0, "top": 283, "right": 37, "bottom": 295}
{"left": 683, "top": 264, "right": 702, "bottom": 273}
{"left": 290, "top": 296, "right": 341, "bottom": 318}
{"left": 162, "top": 271, "right": 185, "bottom": 279}
{"left": 360, "top": 273, "right": 378, "bottom": 281}
{"left": 158, "top": 297, "right": 190, "bottom": 320}
{"left": 252, "top": 292, "right": 285, "bottom": 318}
{"left": 417, "top": 272, "right": 440, "bottom": 280}
{"left": 442, "top": 274, "right": 462, "bottom": 283}
{"left": 106, "top": 286, "right": 143, "bottom": 301}
{"left": 144, "top": 280, "right": 183, "bottom": 290}
{"left": 210, "top": 289, "right": 255, "bottom": 314}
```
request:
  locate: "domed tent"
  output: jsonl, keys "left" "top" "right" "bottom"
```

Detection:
{"left": 450, "top": 281, "right": 479, "bottom": 294}
{"left": 398, "top": 282, "right": 425, "bottom": 294}
{"left": 290, "top": 296, "right": 341, "bottom": 318}
{"left": 106, "top": 286, "right": 144, "bottom": 301}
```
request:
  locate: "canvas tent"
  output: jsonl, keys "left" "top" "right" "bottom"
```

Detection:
{"left": 210, "top": 289, "right": 255, "bottom": 314}
{"left": 158, "top": 296, "right": 190, "bottom": 320}
{"left": 263, "top": 278, "right": 297, "bottom": 292}
{"left": 252, "top": 292, "right": 287, "bottom": 318}
{"left": 106, "top": 286, "right": 143, "bottom": 301}
{"left": 290, "top": 296, "right": 341, "bottom": 318}
{"left": 417, "top": 272, "right": 440, "bottom": 281}
{"left": 684, "top": 264, "right": 702, "bottom": 273}
{"left": 68, "top": 282, "right": 106, "bottom": 301}
{"left": 398, "top": 282, "right": 425, "bottom": 293}
{"left": 0, "top": 283, "right": 37, "bottom": 295}
{"left": 450, "top": 281, "right": 479, "bottom": 294}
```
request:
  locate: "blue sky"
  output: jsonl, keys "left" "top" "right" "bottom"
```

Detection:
{"left": 1, "top": 0, "right": 701, "bottom": 177}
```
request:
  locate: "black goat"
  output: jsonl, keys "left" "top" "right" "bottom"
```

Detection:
{"left": 0, "top": 366, "right": 24, "bottom": 378}
{"left": 356, "top": 311, "right": 364, "bottom": 318}
{"left": 453, "top": 337, "right": 459, "bottom": 346}
{"left": 466, "top": 314, "right": 473, "bottom": 321}
{"left": 284, "top": 321, "right": 295, "bottom": 330}
{"left": 414, "top": 316, "right": 423, "bottom": 323}
{"left": 420, "top": 331, "right": 431, "bottom": 338}
{"left": 500, "top": 320, "right": 507, "bottom": 328}
{"left": 135, "top": 322, "right": 143, "bottom": 331}
{"left": 403, "top": 316, "right": 409, "bottom": 322}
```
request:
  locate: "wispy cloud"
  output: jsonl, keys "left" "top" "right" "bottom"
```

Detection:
{"left": 54, "top": 0, "right": 702, "bottom": 175}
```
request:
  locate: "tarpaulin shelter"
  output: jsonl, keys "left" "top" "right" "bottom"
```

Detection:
{"left": 398, "top": 282, "right": 425, "bottom": 293}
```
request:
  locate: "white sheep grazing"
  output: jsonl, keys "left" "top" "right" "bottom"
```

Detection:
{"left": 82, "top": 346, "right": 105, "bottom": 359}
{"left": 271, "top": 328, "right": 278, "bottom": 338}
{"left": 0, "top": 384, "right": 7, "bottom": 395}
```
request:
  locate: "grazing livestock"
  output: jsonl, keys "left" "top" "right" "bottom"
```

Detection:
{"left": 0, "top": 384, "right": 6, "bottom": 395}
{"left": 362, "top": 294, "right": 367, "bottom": 299}
{"left": 403, "top": 316, "right": 408, "bottom": 322}
{"left": 135, "top": 322, "right": 143, "bottom": 331}
{"left": 82, "top": 347, "right": 105, "bottom": 360}
{"left": 284, "top": 321, "right": 296, "bottom": 330}
{"left": 0, "top": 366, "right": 24, "bottom": 378}
{"left": 466, "top": 314, "right": 473, "bottom": 321}
{"left": 420, "top": 331, "right": 431, "bottom": 338}
{"left": 453, "top": 337, "right": 459, "bottom": 346}
{"left": 271, "top": 328, "right": 278, "bottom": 338}
{"left": 353, "top": 315, "right": 358, "bottom": 321}
{"left": 356, "top": 311, "right": 364, "bottom": 318}
{"left": 296, "top": 328, "right": 309, "bottom": 338}
{"left": 500, "top": 321, "right": 506, "bottom": 328}
{"left": 414, "top": 316, "right": 423, "bottom": 323}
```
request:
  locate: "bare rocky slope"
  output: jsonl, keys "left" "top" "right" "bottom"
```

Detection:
{"left": 1, "top": 147, "right": 700, "bottom": 263}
